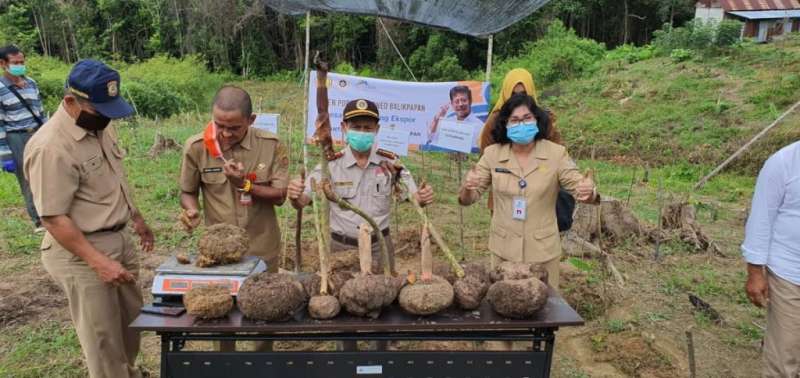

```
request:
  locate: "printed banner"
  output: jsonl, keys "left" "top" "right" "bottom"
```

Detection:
{"left": 307, "top": 71, "right": 490, "bottom": 154}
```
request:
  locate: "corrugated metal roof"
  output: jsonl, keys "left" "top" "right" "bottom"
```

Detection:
{"left": 261, "top": 0, "right": 554, "bottom": 37}
{"left": 729, "top": 9, "right": 800, "bottom": 17}
{"left": 721, "top": 0, "right": 800, "bottom": 11}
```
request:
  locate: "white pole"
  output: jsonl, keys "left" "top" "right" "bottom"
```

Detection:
{"left": 694, "top": 98, "right": 800, "bottom": 190}
{"left": 302, "top": 11, "right": 311, "bottom": 175}
{"left": 485, "top": 35, "right": 493, "bottom": 82}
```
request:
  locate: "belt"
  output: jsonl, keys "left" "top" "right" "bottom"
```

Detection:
{"left": 93, "top": 223, "right": 127, "bottom": 234}
{"left": 331, "top": 228, "right": 390, "bottom": 247}
{"left": 7, "top": 127, "right": 38, "bottom": 134}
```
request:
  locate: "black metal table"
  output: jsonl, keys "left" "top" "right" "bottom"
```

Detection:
{"left": 130, "top": 288, "right": 583, "bottom": 378}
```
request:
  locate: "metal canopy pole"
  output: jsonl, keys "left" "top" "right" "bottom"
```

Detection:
{"left": 485, "top": 35, "right": 493, "bottom": 81}
{"left": 301, "top": 11, "right": 312, "bottom": 175}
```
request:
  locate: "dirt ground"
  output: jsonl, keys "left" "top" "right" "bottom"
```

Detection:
{"left": 0, "top": 200, "right": 763, "bottom": 378}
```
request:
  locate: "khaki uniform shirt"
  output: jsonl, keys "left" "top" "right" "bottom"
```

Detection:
{"left": 305, "top": 146, "right": 417, "bottom": 239}
{"left": 472, "top": 140, "right": 590, "bottom": 263}
{"left": 180, "top": 127, "right": 289, "bottom": 260}
{"left": 24, "top": 104, "right": 136, "bottom": 234}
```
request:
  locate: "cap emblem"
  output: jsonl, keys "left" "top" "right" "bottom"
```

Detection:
{"left": 356, "top": 99, "right": 368, "bottom": 110}
{"left": 107, "top": 81, "right": 118, "bottom": 97}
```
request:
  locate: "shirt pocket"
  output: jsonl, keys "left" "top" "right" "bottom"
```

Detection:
{"left": 492, "top": 170, "right": 519, "bottom": 196}
{"left": 79, "top": 155, "right": 116, "bottom": 201}
{"left": 370, "top": 174, "right": 393, "bottom": 215}
{"left": 201, "top": 171, "right": 228, "bottom": 185}
{"left": 333, "top": 181, "right": 357, "bottom": 200}
{"left": 489, "top": 222, "right": 523, "bottom": 262}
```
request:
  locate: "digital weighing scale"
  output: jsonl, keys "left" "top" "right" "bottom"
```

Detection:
{"left": 151, "top": 255, "right": 266, "bottom": 306}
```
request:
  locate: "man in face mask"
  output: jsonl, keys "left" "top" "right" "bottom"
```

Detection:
{"left": 0, "top": 45, "right": 47, "bottom": 232}
{"left": 23, "top": 60, "right": 154, "bottom": 378}
{"left": 288, "top": 98, "right": 434, "bottom": 274}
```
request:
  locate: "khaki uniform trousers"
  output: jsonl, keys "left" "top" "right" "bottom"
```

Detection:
{"left": 41, "top": 230, "right": 142, "bottom": 378}
{"left": 763, "top": 269, "right": 800, "bottom": 378}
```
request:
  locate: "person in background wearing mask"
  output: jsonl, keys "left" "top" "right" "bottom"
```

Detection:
{"left": 23, "top": 60, "right": 155, "bottom": 378}
{"left": 427, "top": 85, "right": 484, "bottom": 150}
{"left": 288, "top": 98, "right": 434, "bottom": 275}
{"left": 0, "top": 44, "right": 47, "bottom": 232}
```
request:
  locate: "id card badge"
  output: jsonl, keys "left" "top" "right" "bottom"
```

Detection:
{"left": 512, "top": 196, "right": 527, "bottom": 221}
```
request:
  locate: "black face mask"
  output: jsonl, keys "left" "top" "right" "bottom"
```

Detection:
{"left": 76, "top": 111, "right": 111, "bottom": 131}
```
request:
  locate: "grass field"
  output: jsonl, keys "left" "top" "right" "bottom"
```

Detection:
{"left": 1, "top": 42, "right": 795, "bottom": 376}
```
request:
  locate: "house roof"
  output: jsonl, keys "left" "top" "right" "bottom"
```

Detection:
{"left": 720, "top": 0, "right": 800, "bottom": 11}
{"left": 729, "top": 9, "right": 800, "bottom": 17}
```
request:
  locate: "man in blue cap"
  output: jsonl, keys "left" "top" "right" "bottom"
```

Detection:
{"left": 24, "top": 60, "right": 154, "bottom": 378}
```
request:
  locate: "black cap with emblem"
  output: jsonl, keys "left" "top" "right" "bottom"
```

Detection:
{"left": 343, "top": 98, "right": 379, "bottom": 121}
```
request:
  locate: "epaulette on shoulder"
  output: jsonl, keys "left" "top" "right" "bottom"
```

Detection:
{"left": 376, "top": 148, "right": 397, "bottom": 160}
{"left": 186, "top": 133, "right": 204, "bottom": 145}
{"left": 327, "top": 150, "right": 345, "bottom": 161}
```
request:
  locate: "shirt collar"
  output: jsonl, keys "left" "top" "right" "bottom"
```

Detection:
{"left": 56, "top": 104, "right": 90, "bottom": 141}
{"left": 238, "top": 127, "right": 253, "bottom": 151}
{"left": 342, "top": 145, "right": 382, "bottom": 167}
{"left": 496, "top": 140, "right": 550, "bottom": 162}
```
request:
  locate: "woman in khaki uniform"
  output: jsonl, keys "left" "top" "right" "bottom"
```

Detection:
{"left": 459, "top": 94, "right": 598, "bottom": 289}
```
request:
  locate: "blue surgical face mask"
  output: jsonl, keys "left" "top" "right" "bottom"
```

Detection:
{"left": 506, "top": 122, "right": 539, "bottom": 145}
{"left": 7, "top": 64, "right": 26, "bottom": 77}
{"left": 346, "top": 130, "right": 375, "bottom": 152}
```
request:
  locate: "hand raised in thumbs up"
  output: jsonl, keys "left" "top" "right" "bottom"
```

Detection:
{"left": 463, "top": 166, "right": 482, "bottom": 192}
{"left": 576, "top": 169, "right": 597, "bottom": 202}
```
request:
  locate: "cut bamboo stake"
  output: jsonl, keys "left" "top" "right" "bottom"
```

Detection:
{"left": 358, "top": 223, "right": 373, "bottom": 275}
{"left": 694, "top": 98, "right": 800, "bottom": 190}
{"left": 311, "top": 177, "right": 331, "bottom": 295}
{"left": 420, "top": 224, "right": 432, "bottom": 282}
{"left": 294, "top": 168, "right": 305, "bottom": 273}
{"left": 686, "top": 329, "right": 697, "bottom": 378}
{"left": 396, "top": 177, "right": 465, "bottom": 279}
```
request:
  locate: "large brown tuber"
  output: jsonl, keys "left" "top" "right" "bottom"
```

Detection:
{"left": 238, "top": 273, "right": 307, "bottom": 321}
{"left": 486, "top": 278, "right": 549, "bottom": 319}
{"left": 183, "top": 285, "right": 233, "bottom": 319}
{"left": 338, "top": 224, "right": 398, "bottom": 318}
{"left": 196, "top": 223, "right": 249, "bottom": 267}
{"left": 398, "top": 225, "right": 453, "bottom": 315}
{"left": 453, "top": 263, "right": 491, "bottom": 310}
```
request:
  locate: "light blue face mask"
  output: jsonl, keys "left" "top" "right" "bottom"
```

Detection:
{"left": 346, "top": 130, "right": 376, "bottom": 152}
{"left": 506, "top": 122, "right": 539, "bottom": 145}
{"left": 7, "top": 64, "right": 26, "bottom": 77}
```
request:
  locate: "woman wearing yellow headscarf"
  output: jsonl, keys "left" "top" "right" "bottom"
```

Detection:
{"left": 478, "top": 68, "right": 562, "bottom": 151}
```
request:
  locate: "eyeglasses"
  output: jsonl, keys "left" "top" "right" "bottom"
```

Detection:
{"left": 508, "top": 114, "right": 536, "bottom": 127}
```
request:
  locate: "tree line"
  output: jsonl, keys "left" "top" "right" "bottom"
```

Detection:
{"left": 0, "top": 0, "right": 698, "bottom": 80}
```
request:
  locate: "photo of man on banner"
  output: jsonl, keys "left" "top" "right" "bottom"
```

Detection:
{"left": 305, "top": 71, "right": 490, "bottom": 155}
{"left": 425, "top": 85, "right": 485, "bottom": 152}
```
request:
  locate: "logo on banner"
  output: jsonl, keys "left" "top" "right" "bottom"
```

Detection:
{"left": 338, "top": 80, "right": 348, "bottom": 88}
{"left": 356, "top": 80, "right": 376, "bottom": 90}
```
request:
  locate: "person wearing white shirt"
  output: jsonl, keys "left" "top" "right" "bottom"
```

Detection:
{"left": 427, "top": 85, "right": 483, "bottom": 149}
{"left": 741, "top": 141, "right": 800, "bottom": 378}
